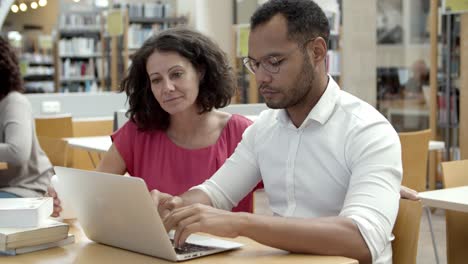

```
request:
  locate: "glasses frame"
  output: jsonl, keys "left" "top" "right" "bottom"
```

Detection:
{"left": 242, "top": 37, "right": 318, "bottom": 75}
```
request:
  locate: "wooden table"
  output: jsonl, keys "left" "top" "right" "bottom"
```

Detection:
{"left": 0, "top": 221, "right": 357, "bottom": 264}
{"left": 0, "top": 162, "right": 7, "bottom": 170}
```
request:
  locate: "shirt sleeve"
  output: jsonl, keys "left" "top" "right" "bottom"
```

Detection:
{"left": 340, "top": 119, "right": 402, "bottom": 262}
{"left": 191, "top": 120, "right": 262, "bottom": 211}
{"left": 0, "top": 96, "right": 33, "bottom": 165}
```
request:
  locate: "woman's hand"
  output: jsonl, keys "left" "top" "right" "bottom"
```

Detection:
{"left": 47, "top": 186, "right": 62, "bottom": 217}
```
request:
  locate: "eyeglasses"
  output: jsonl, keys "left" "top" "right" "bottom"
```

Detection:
{"left": 242, "top": 48, "right": 297, "bottom": 75}
{"left": 242, "top": 38, "right": 317, "bottom": 75}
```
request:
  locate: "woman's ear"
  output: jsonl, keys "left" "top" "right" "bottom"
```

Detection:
{"left": 198, "top": 67, "right": 206, "bottom": 81}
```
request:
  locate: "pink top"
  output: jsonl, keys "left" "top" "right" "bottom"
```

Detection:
{"left": 112, "top": 114, "right": 257, "bottom": 212}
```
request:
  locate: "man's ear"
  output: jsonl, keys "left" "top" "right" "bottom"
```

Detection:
{"left": 306, "top": 37, "right": 327, "bottom": 63}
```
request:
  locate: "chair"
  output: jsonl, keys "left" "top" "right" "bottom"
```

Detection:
{"left": 113, "top": 109, "right": 129, "bottom": 131}
{"left": 37, "top": 136, "right": 71, "bottom": 167}
{"left": 35, "top": 114, "right": 74, "bottom": 138}
{"left": 392, "top": 199, "right": 423, "bottom": 264}
{"left": 35, "top": 114, "right": 74, "bottom": 167}
{"left": 398, "top": 129, "right": 431, "bottom": 192}
{"left": 398, "top": 129, "right": 439, "bottom": 262}
{"left": 441, "top": 160, "right": 468, "bottom": 264}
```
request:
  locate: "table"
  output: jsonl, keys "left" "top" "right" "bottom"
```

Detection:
{"left": 419, "top": 186, "right": 468, "bottom": 213}
{"left": 420, "top": 186, "right": 468, "bottom": 264}
{"left": 65, "top": 136, "right": 112, "bottom": 154}
{"left": 0, "top": 162, "right": 7, "bottom": 170}
{"left": 0, "top": 221, "right": 357, "bottom": 264}
{"left": 64, "top": 136, "right": 112, "bottom": 167}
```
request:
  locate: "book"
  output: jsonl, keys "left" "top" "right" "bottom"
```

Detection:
{"left": 0, "top": 219, "right": 69, "bottom": 251}
{"left": 0, "top": 197, "right": 53, "bottom": 228}
{"left": 0, "top": 234, "right": 75, "bottom": 256}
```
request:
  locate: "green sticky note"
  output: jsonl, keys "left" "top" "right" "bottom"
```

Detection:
{"left": 107, "top": 10, "right": 123, "bottom": 37}
{"left": 445, "top": 0, "right": 468, "bottom": 13}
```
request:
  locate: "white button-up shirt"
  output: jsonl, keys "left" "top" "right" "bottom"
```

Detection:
{"left": 193, "top": 77, "right": 402, "bottom": 264}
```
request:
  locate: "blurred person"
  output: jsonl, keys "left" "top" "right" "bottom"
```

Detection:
{"left": 0, "top": 36, "right": 53, "bottom": 198}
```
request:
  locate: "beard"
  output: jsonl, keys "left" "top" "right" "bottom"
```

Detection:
{"left": 263, "top": 55, "right": 315, "bottom": 109}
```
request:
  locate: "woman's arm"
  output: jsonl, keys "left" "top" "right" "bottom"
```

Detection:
{"left": 96, "top": 143, "right": 126, "bottom": 175}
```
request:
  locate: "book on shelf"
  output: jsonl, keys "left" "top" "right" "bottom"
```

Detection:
{"left": 0, "top": 234, "right": 75, "bottom": 256}
{"left": 0, "top": 219, "right": 69, "bottom": 251}
{"left": 0, "top": 198, "right": 53, "bottom": 228}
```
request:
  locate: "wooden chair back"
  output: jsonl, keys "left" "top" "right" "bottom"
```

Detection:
{"left": 35, "top": 114, "right": 73, "bottom": 138}
{"left": 392, "top": 199, "right": 423, "bottom": 264}
{"left": 37, "top": 136, "right": 71, "bottom": 167}
{"left": 441, "top": 160, "right": 468, "bottom": 264}
{"left": 398, "top": 129, "right": 431, "bottom": 192}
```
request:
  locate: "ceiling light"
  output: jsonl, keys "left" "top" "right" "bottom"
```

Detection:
{"left": 31, "top": 2, "right": 38, "bottom": 9}
{"left": 19, "top": 2, "right": 28, "bottom": 11}
{"left": 73, "top": 0, "right": 80, "bottom": 2}
{"left": 38, "top": 0, "right": 47, "bottom": 7}
{"left": 11, "top": 4, "right": 19, "bottom": 13}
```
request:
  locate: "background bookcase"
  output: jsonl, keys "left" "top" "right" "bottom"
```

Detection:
{"left": 102, "top": 2, "right": 186, "bottom": 91}
{"left": 55, "top": 8, "right": 106, "bottom": 93}
{"left": 20, "top": 35, "right": 55, "bottom": 93}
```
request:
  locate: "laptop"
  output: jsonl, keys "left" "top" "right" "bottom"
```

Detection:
{"left": 52, "top": 166, "right": 243, "bottom": 261}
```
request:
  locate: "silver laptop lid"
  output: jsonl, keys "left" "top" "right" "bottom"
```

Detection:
{"left": 53, "top": 167, "right": 242, "bottom": 262}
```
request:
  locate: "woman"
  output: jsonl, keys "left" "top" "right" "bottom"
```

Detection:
{"left": 51, "top": 28, "right": 258, "bottom": 216}
{"left": 0, "top": 36, "right": 54, "bottom": 198}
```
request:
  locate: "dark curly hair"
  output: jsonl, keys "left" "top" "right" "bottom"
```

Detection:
{"left": 121, "top": 27, "right": 236, "bottom": 131}
{"left": 251, "top": 0, "right": 330, "bottom": 45}
{"left": 0, "top": 36, "right": 23, "bottom": 99}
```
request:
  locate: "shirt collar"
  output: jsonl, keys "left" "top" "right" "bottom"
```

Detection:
{"left": 275, "top": 75, "right": 340, "bottom": 126}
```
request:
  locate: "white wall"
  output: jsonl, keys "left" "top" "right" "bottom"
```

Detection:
{"left": 26, "top": 92, "right": 127, "bottom": 118}
{"left": 177, "top": 0, "right": 233, "bottom": 59}
{"left": 0, "top": 0, "right": 14, "bottom": 29}
{"left": 342, "top": 0, "right": 377, "bottom": 106}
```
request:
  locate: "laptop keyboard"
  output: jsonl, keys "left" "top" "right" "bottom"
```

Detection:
{"left": 170, "top": 239, "right": 217, "bottom": 254}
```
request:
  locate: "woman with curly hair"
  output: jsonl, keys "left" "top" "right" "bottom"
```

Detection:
{"left": 51, "top": 28, "right": 259, "bottom": 216}
{"left": 0, "top": 36, "right": 54, "bottom": 198}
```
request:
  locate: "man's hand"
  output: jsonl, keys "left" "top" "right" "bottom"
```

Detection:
{"left": 150, "top": 189, "right": 184, "bottom": 220}
{"left": 47, "top": 186, "right": 62, "bottom": 217}
{"left": 163, "top": 203, "right": 245, "bottom": 248}
{"left": 400, "top": 185, "right": 419, "bottom": 201}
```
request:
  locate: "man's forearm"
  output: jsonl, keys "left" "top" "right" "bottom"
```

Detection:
{"left": 237, "top": 214, "right": 372, "bottom": 264}
{"left": 180, "top": 189, "right": 213, "bottom": 207}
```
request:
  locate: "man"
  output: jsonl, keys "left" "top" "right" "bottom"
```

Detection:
{"left": 153, "top": 1, "right": 401, "bottom": 263}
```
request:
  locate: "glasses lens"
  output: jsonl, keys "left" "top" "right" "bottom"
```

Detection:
{"left": 263, "top": 56, "right": 280, "bottom": 74}
{"left": 243, "top": 58, "right": 256, "bottom": 74}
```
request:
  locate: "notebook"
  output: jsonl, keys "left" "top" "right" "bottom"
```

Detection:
{"left": 52, "top": 166, "right": 243, "bottom": 262}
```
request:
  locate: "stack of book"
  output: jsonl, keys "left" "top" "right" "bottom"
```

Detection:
{"left": 0, "top": 198, "right": 74, "bottom": 255}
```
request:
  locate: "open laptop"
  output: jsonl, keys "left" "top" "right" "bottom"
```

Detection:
{"left": 52, "top": 166, "right": 243, "bottom": 261}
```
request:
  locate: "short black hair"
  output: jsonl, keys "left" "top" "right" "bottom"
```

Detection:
{"left": 251, "top": 0, "right": 330, "bottom": 45}
{"left": 120, "top": 27, "right": 236, "bottom": 131}
{"left": 0, "top": 36, "right": 23, "bottom": 99}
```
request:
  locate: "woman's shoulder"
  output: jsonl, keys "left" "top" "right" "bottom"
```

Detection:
{"left": 220, "top": 113, "right": 253, "bottom": 138}
{"left": 228, "top": 114, "right": 253, "bottom": 128}
{"left": 4, "top": 91, "right": 28, "bottom": 104}
{"left": 1, "top": 92, "right": 30, "bottom": 110}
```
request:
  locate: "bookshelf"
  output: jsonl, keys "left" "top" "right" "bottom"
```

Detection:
{"left": 21, "top": 53, "right": 55, "bottom": 93}
{"left": 126, "top": 2, "right": 186, "bottom": 52}
{"left": 54, "top": 9, "right": 107, "bottom": 93}
{"left": 102, "top": 2, "right": 186, "bottom": 91}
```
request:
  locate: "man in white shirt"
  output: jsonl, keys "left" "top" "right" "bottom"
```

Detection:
{"left": 152, "top": 1, "right": 401, "bottom": 263}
